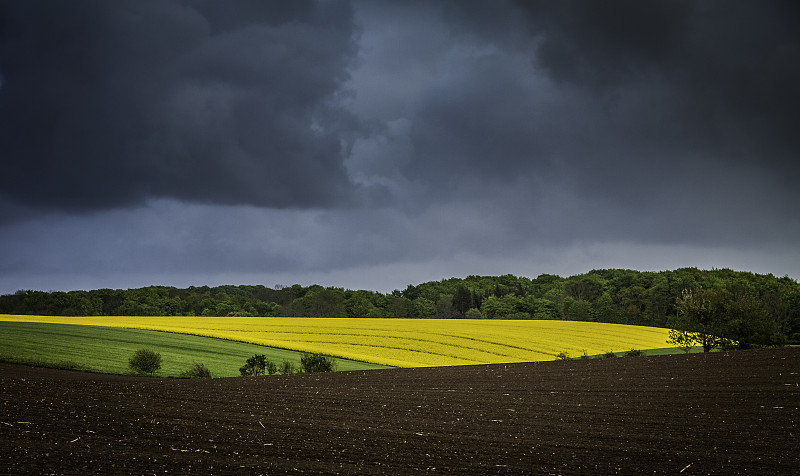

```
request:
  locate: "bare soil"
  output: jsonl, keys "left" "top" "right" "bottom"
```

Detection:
{"left": 1, "top": 348, "right": 798, "bottom": 475}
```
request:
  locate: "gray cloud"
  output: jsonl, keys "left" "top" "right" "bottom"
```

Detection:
{"left": 348, "top": 0, "right": 800, "bottom": 245}
{"left": 0, "top": 0, "right": 363, "bottom": 214}
{"left": 0, "top": 0, "right": 798, "bottom": 293}
{"left": 515, "top": 0, "right": 800, "bottom": 166}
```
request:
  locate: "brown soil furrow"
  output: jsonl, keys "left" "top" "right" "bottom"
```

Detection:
{"left": 1, "top": 348, "right": 798, "bottom": 474}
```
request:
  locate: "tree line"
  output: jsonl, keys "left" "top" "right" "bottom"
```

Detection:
{"left": 2, "top": 268, "right": 798, "bottom": 344}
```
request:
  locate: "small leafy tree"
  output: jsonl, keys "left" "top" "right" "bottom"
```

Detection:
{"left": 239, "top": 354, "right": 268, "bottom": 376}
{"left": 129, "top": 349, "right": 162, "bottom": 375}
{"left": 300, "top": 353, "right": 336, "bottom": 373}
{"left": 669, "top": 288, "right": 730, "bottom": 352}
{"left": 555, "top": 351, "right": 570, "bottom": 360}
{"left": 180, "top": 362, "right": 212, "bottom": 379}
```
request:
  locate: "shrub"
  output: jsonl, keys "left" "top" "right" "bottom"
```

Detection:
{"left": 129, "top": 349, "right": 162, "bottom": 375}
{"left": 300, "top": 353, "right": 336, "bottom": 373}
{"left": 625, "top": 348, "right": 644, "bottom": 357}
{"left": 240, "top": 354, "right": 268, "bottom": 376}
{"left": 555, "top": 351, "right": 570, "bottom": 360}
{"left": 179, "top": 362, "right": 212, "bottom": 379}
{"left": 265, "top": 360, "right": 278, "bottom": 375}
{"left": 464, "top": 308, "right": 483, "bottom": 319}
{"left": 602, "top": 349, "right": 617, "bottom": 358}
{"left": 579, "top": 350, "right": 591, "bottom": 359}
{"left": 278, "top": 360, "right": 295, "bottom": 375}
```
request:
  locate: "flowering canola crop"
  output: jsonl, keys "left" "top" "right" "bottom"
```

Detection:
{"left": 0, "top": 315, "right": 670, "bottom": 367}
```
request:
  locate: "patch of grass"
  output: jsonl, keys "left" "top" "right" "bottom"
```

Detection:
{"left": 0, "top": 354, "right": 92, "bottom": 372}
{"left": 580, "top": 346, "right": 718, "bottom": 359}
{"left": 602, "top": 350, "right": 617, "bottom": 358}
{"left": 634, "top": 346, "right": 715, "bottom": 356}
{"left": 0, "top": 321, "right": 390, "bottom": 377}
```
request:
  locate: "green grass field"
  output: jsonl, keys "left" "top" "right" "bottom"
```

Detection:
{"left": 0, "top": 321, "right": 389, "bottom": 377}
{"left": 577, "top": 346, "right": 707, "bottom": 359}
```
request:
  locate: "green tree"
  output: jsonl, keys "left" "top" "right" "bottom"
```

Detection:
{"left": 239, "top": 354, "right": 268, "bottom": 376}
{"left": 594, "top": 291, "right": 617, "bottom": 322}
{"left": 452, "top": 285, "right": 473, "bottom": 317}
{"left": 464, "top": 308, "right": 483, "bottom": 319}
{"left": 310, "top": 288, "right": 347, "bottom": 317}
{"left": 300, "top": 353, "right": 336, "bottom": 372}
{"left": 435, "top": 294, "right": 455, "bottom": 318}
{"left": 412, "top": 297, "right": 435, "bottom": 318}
{"left": 346, "top": 291, "right": 376, "bottom": 317}
{"left": 481, "top": 295, "right": 514, "bottom": 319}
{"left": 646, "top": 277, "right": 673, "bottom": 326}
{"left": 128, "top": 349, "right": 162, "bottom": 375}
{"left": 722, "top": 292, "right": 782, "bottom": 349}
{"left": 621, "top": 285, "right": 648, "bottom": 324}
{"left": 386, "top": 295, "right": 412, "bottom": 317}
{"left": 564, "top": 275, "right": 603, "bottom": 302}
{"left": 527, "top": 297, "right": 559, "bottom": 320}
{"left": 669, "top": 288, "right": 731, "bottom": 352}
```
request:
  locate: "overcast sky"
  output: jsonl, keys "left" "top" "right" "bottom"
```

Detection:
{"left": 1, "top": 0, "right": 798, "bottom": 294}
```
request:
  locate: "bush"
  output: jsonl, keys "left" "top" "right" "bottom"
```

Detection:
{"left": 240, "top": 354, "right": 268, "bottom": 376}
{"left": 556, "top": 351, "right": 570, "bottom": 360}
{"left": 602, "top": 350, "right": 617, "bottom": 358}
{"left": 300, "top": 353, "right": 336, "bottom": 373}
{"left": 265, "top": 360, "right": 278, "bottom": 375}
{"left": 278, "top": 360, "right": 295, "bottom": 375}
{"left": 579, "top": 350, "right": 591, "bottom": 359}
{"left": 464, "top": 308, "right": 483, "bottom": 319}
{"left": 129, "top": 349, "right": 162, "bottom": 375}
{"left": 179, "top": 362, "right": 212, "bottom": 379}
{"left": 625, "top": 348, "right": 644, "bottom": 357}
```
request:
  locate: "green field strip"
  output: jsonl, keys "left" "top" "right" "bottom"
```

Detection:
{"left": 0, "top": 321, "right": 390, "bottom": 377}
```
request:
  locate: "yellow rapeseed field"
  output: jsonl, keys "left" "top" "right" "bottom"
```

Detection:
{"left": 0, "top": 315, "right": 670, "bottom": 367}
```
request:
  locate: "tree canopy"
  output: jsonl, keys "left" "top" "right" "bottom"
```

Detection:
{"left": 2, "top": 268, "right": 798, "bottom": 344}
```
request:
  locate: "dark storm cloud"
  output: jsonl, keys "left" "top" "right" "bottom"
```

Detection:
{"left": 516, "top": 0, "right": 800, "bottom": 158}
{"left": 0, "top": 0, "right": 361, "bottom": 215}
{"left": 515, "top": 0, "right": 695, "bottom": 86}
{"left": 1, "top": 0, "right": 798, "bottom": 295}
{"left": 387, "top": 0, "right": 800, "bottom": 243}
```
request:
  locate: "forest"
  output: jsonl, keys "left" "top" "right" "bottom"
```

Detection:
{"left": 2, "top": 268, "right": 798, "bottom": 344}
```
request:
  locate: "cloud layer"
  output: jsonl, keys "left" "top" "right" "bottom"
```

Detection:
{"left": 1, "top": 0, "right": 798, "bottom": 292}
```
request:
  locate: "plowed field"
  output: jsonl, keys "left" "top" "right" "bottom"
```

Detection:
{"left": 2, "top": 348, "right": 798, "bottom": 474}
